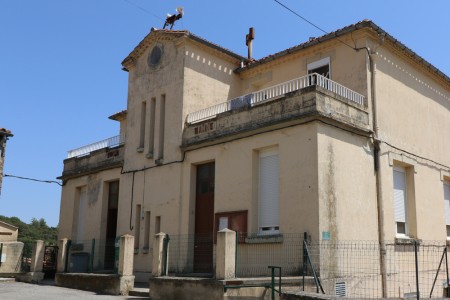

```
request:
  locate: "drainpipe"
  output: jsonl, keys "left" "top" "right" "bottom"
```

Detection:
{"left": 368, "top": 48, "right": 388, "bottom": 298}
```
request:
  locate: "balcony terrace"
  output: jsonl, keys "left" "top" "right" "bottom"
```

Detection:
{"left": 182, "top": 74, "right": 370, "bottom": 149}
{"left": 60, "top": 135, "right": 125, "bottom": 180}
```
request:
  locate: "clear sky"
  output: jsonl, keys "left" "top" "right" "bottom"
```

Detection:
{"left": 1, "top": 0, "right": 449, "bottom": 227}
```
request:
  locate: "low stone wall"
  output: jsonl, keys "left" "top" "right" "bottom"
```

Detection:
{"left": 55, "top": 273, "right": 134, "bottom": 295}
{"left": 281, "top": 291, "right": 337, "bottom": 300}
{"left": 150, "top": 277, "right": 224, "bottom": 300}
{"left": 149, "top": 276, "right": 305, "bottom": 300}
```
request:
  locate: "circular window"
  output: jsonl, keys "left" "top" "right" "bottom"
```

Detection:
{"left": 148, "top": 45, "right": 163, "bottom": 68}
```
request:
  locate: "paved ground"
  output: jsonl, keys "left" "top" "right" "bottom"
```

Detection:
{"left": 0, "top": 280, "right": 149, "bottom": 300}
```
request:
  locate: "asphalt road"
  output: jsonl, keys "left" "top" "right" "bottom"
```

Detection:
{"left": 0, "top": 280, "right": 148, "bottom": 300}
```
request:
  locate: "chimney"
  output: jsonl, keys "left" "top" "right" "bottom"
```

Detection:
{"left": 246, "top": 27, "right": 255, "bottom": 60}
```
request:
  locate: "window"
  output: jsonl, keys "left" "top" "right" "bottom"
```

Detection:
{"left": 134, "top": 204, "right": 141, "bottom": 251}
{"left": 155, "top": 216, "right": 161, "bottom": 234}
{"left": 147, "top": 97, "right": 156, "bottom": 158}
{"left": 144, "top": 211, "right": 151, "bottom": 250}
{"left": 307, "top": 57, "right": 330, "bottom": 78}
{"left": 138, "top": 101, "right": 146, "bottom": 151}
{"left": 157, "top": 95, "right": 166, "bottom": 160}
{"left": 444, "top": 182, "right": 450, "bottom": 238}
{"left": 76, "top": 186, "right": 87, "bottom": 242}
{"left": 258, "top": 148, "right": 279, "bottom": 235}
{"left": 393, "top": 166, "right": 408, "bottom": 236}
{"left": 215, "top": 210, "right": 247, "bottom": 243}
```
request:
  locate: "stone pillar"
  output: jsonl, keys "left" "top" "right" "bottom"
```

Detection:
{"left": 118, "top": 234, "right": 134, "bottom": 276}
{"left": 57, "top": 238, "right": 69, "bottom": 273}
{"left": 152, "top": 232, "right": 169, "bottom": 276}
{"left": 30, "top": 240, "right": 45, "bottom": 272}
{"left": 16, "top": 240, "right": 45, "bottom": 283}
{"left": 215, "top": 229, "right": 236, "bottom": 280}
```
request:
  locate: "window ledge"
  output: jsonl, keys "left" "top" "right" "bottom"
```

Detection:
{"left": 134, "top": 248, "right": 139, "bottom": 254}
{"left": 395, "top": 237, "right": 422, "bottom": 245}
{"left": 142, "top": 247, "right": 151, "bottom": 254}
{"left": 245, "top": 234, "right": 283, "bottom": 244}
{"left": 136, "top": 147, "right": 144, "bottom": 153}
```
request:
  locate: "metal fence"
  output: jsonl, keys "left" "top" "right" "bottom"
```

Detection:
{"left": 166, "top": 234, "right": 216, "bottom": 277}
{"left": 163, "top": 233, "right": 450, "bottom": 299}
{"left": 236, "top": 233, "right": 303, "bottom": 277}
{"left": 67, "top": 134, "right": 124, "bottom": 158}
{"left": 0, "top": 241, "right": 30, "bottom": 273}
{"left": 65, "top": 238, "right": 117, "bottom": 273}
{"left": 185, "top": 73, "right": 366, "bottom": 124}
{"left": 305, "top": 240, "right": 450, "bottom": 299}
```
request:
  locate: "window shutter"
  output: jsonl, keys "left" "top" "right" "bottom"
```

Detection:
{"left": 444, "top": 183, "right": 450, "bottom": 225}
{"left": 393, "top": 168, "right": 407, "bottom": 223}
{"left": 259, "top": 149, "right": 279, "bottom": 232}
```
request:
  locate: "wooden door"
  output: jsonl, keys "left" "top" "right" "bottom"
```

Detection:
{"left": 194, "top": 162, "right": 215, "bottom": 274}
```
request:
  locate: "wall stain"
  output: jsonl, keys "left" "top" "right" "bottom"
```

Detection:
{"left": 87, "top": 174, "right": 100, "bottom": 205}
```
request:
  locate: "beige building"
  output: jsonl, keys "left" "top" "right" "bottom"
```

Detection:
{"left": 58, "top": 20, "right": 450, "bottom": 294}
{"left": 0, "top": 220, "right": 18, "bottom": 242}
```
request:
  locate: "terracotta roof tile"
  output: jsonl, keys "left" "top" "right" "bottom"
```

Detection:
{"left": 108, "top": 110, "right": 127, "bottom": 121}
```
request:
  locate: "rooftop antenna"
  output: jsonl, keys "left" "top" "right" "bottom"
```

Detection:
{"left": 246, "top": 27, "right": 255, "bottom": 60}
{"left": 163, "top": 7, "right": 184, "bottom": 30}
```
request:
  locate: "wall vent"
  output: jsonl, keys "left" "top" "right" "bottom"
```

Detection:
{"left": 335, "top": 282, "right": 347, "bottom": 297}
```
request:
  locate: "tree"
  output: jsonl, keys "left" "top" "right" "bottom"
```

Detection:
{"left": 0, "top": 215, "right": 58, "bottom": 258}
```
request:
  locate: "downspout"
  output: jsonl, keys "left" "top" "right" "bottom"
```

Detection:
{"left": 368, "top": 48, "right": 388, "bottom": 298}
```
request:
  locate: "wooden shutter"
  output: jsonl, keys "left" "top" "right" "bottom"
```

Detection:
{"left": 259, "top": 149, "right": 279, "bottom": 233}
{"left": 444, "top": 183, "right": 450, "bottom": 225}
{"left": 393, "top": 167, "right": 407, "bottom": 223}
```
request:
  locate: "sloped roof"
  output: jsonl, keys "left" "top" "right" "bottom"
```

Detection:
{"left": 236, "top": 19, "right": 450, "bottom": 86}
{"left": 0, "top": 220, "right": 18, "bottom": 230}
{"left": 108, "top": 110, "right": 127, "bottom": 121}
{"left": 121, "top": 28, "right": 247, "bottom": 70}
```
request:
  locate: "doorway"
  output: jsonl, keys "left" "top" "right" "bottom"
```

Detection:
{"left": 104, "top": 180, "right": 119, "bottom": 270}
{"left": 193, "top": 162, "right": 215, "bottom": 274}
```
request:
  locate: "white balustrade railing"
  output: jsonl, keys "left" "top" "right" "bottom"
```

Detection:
{"left": 186, "top": 73, "right": 366, "bottom": 124}
{"left": 67, "top": 135, "right": 124, "bottom": 158}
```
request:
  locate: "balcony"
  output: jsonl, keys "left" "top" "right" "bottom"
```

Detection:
{"left": 185, "top": 73, "right": 366, "bottom": 124}
{"left": 60, "top": 135, "right": 125, "bottom": 180}
{"left": 183, "top": 74, "right": 369, "bottom": 149}
{"left": 67, "top": 135, "right": 124, "bottom": 158}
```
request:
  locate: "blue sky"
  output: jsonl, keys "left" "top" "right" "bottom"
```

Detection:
{"left": 1, "top": 0, "right": 449, "bottom": 227}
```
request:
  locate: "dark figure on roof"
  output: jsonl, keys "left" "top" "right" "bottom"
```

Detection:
{"left": 163, "top": 7, "right": 184, "bottom": 30}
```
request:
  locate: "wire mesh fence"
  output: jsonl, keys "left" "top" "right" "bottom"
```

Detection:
{"left": 66, "top": 238, "right": 117, "bottom": 273}
{"left": 162, "top": 232, "right": 450, "bottom": 298}
{"left": 166, "top": 233, "right": 216, "bottom": 277}
{"left": 305, "top": 240, "right": 450, "bottom": 298}
{"left": 0, "top": 241, "right": 29, "bottom": 273}
{"left": 236, "top": 233, "right": 303, "bottom": 277}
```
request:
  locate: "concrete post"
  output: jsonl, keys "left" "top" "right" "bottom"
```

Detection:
{"left": 216, "top": 229, "right": 236, "bottom": 280}
{"left": 16, "top": 240, "right": 45, "bottom": 283}
{"left": 152, "top": 232, "right": 168, "bottom": 276}
{"left": 57, "top": 238, "right": 68, "bottom": 273}
{"left": 30, "top": 240, "right": 45, "bottom": 272}
{"left": 118, "top": 234, "right": 134, "bottom": 276}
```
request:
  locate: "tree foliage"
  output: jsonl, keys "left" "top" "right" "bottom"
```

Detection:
{"left": 0, "top": 215, "right": 58, "bottom": 257}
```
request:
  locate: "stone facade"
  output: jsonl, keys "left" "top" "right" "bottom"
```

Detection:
{"left": 58, "top": 20, "right": 450, "bottom": 297}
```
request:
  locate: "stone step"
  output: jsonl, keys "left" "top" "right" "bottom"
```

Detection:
{"left": 129, "top": 287, "right": 149, "bottom": 297}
